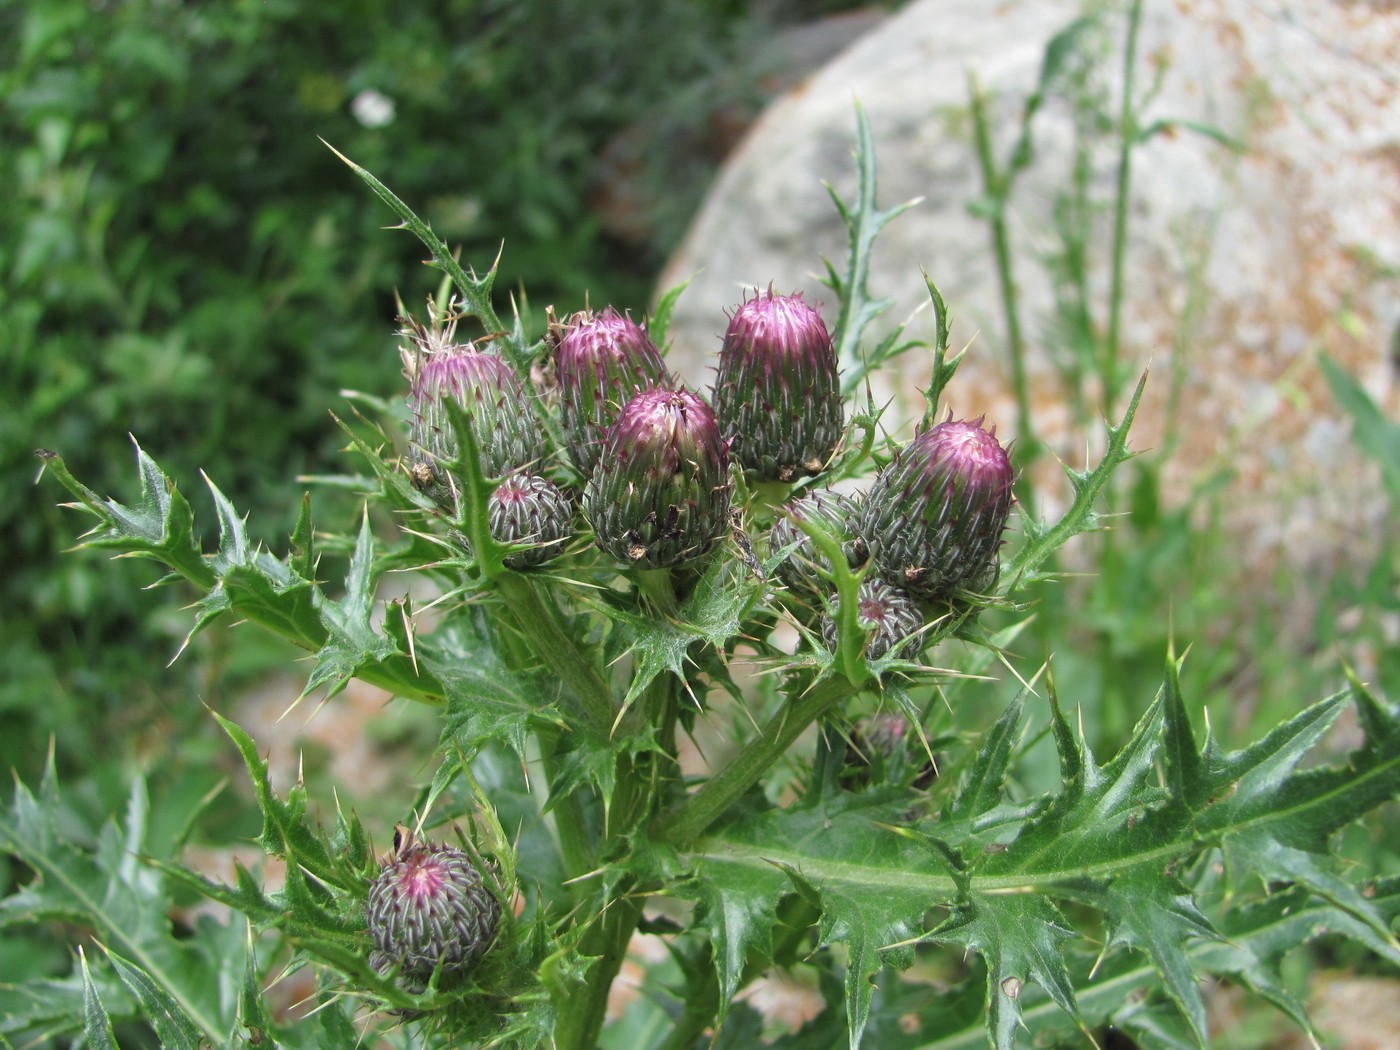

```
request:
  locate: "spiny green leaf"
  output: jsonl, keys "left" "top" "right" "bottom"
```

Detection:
{"left": 929, "top": 893, "right": 1080, "bottom": 1050}
{"left": 1008, "top": 369, "right": 1146, "bottom": 585}
{"left": 680, "top": 852, "right": 791, "bottom": 1029}
{"left": 0, "top": 764, "right": 232, "bottom": 1038}
{"left": 324, "top": 139, "right": 531, "bottom": 371}
{"left": 1101, "top": 873, "right": 1219, "bottom": 1046}
{"left": 827, "top": 104, "right": 922, "bottom": 395}
{"left": 442, "top": 659, "right": 569, "bottom": 762}
{"left": 212, "top": 712, "right": 364, "bottom": 896}
{"left": 689, "top": 794, "right": 961, "bottom": 1047}
{"left": 237, "top": 942, "right": 279, "bottom": 1049}
{"left": 103, "top": 945, "right": 206, "bottom": 1049}
{"left": 301, "top": 507, "right": 446, "bottom": 705}
{"left": 38, "top": 443, "right": 213, "bottom": 589}
{"left": 948, "top": 696, "right": 1023, "bottom": 823}
{"left": 79, "top": 948, "right": 119, "bottom": 1050}
{"left": 1195, "top": 685, "right": 1399, "bottom": 941}
{"left": 597, "top": 555, "right": 765, "bottom": 713}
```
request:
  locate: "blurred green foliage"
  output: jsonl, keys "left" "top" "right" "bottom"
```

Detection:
{"left": 0, "top": 0, "right": 762, "bottom": 782}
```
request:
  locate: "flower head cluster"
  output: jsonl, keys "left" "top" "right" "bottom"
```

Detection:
{"left": 397, "top": 291, "right": 1012, "bottom": 640}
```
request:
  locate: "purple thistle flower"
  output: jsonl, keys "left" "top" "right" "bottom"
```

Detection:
{"left": 712, "top": 289, "right": 843, "bottom": 482}
{"left": 405, "top": 319, "right": 544, "bottom": 500}
{"left": 858, "top": 418, "right": 1014, "bottom": 600}
{"left": 556, "top": 307, "right": 669, "bottom": 477}
{"left": 583, "top": 387, "right": 731, "bottom": 569}
{"left": 366, "top": 827, "right": 500, "bottom": 984}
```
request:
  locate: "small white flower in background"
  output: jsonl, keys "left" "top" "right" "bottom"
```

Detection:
{"left": 351, "top": 89, "right": 395, "bottom": 128}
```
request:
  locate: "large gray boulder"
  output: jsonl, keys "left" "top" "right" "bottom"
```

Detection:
{"left": 658, "top": 0, "right": 1400, "bottom": 620}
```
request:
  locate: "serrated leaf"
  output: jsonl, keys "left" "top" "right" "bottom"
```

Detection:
{"left": 103, "top": 946, "right": 205, "bottom": 1050}
{"left": 930, "top": 893, "right": 1080, "bottom": 1050}
{"left": 301, "top": 507, "right": 446, "bottom": 704}
{"left": 439, "top": 648, "right": 572, "bottom": 761}
{"left": 688, "top": 794, "right": 961, "bottom": 1047}
{"left": 1196, "top": 683, "right": 1399, "bottom": 941}
{"left": 39, "top": 443, "right": 213, "bottom": 588}
{"left": 0, "top": 765, "right": 233, "bottom": 1040}
{"left": 1102, "top": 873, "right": 1219, "bottom": 1046}
{"left": 598, "top": 555, "right": 764, "bottom": 713}
{"left": 1008, "top": 370, "right": 1146, "bottom": 586}
{"left": 828, "top": 105, "right": 922, "bottom": 395}
{"left": 80, "top": 948, "right": 120, "bottom": 1050}
{"left": 238, "top": 947, "right": 280, "bottom": 1049}
{"left": 948, "top": 696, "right": 1024, "bottom": 823}
{"left": 680, "top": 851, "right": 791, "bottom": 1029}
{"left": 212, "top": 713, "right": 363, "bottom": 896}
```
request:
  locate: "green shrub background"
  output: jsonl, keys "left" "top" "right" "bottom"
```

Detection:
{"left": 0, "top": 0, "right": 773, "bottom": 782}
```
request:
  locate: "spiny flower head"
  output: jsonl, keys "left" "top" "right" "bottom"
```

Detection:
{"left": 583, "top": 386, "right": 731, "bottom": 569}
{"left": 556, "top": 307, "right": 669, "bottom": 477}
{"left": 488, "top": 472, "right": 573, "bottom": 569}
{"left": 821, "top": 577, "right": 924, "bottom": 660}
{"left": 858, "top": 417, "right": 1013, "bottom": 600}
{"left": 712, "top": 289, "right": 843, "bottom": 482}
{"left": 768, "top": 488, "right": 866, "bottom": 602}
{"left": 404, "top": 313, "right": 544, "bottom": 500}
{"left": 366, "top": 826, "right": 500, "bottom": 985}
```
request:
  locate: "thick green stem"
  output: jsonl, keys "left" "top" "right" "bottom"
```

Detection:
{"left": 969, "top": 74, "right": 1033, "bottom": 466}
{"left": 1104, "top": 0, "right": 1143, "bottom": 419}
{"left": 656, "top": 676, "right": 856, "bottom": 848}
{"left": 554, "top": 896, "right": 644, "bottom": 1050}
{"left": 538, "top": 732, "right": 596, "bottom": 883}
{"left": 496, "top": 573, "right": 615, "bottom": 734}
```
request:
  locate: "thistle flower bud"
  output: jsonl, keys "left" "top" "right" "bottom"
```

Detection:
{"left": 821, "top": 577, "right": 924, "bottom": 660}
{"left": 583, "top": 387, "right": 731, "bottom": 569}
{"left": 366, "top": 827, "right": 500, "bottom": 984}
{"left": 556, "top": 307, "right": 669, "bottom": 477}
{"left": 769, "top": 489, "right": 866, "bottom": 601}
{"left": 488, "top": 472, "right": 573, "bottom": 569}
{"left": 845, "top": 712, "right": 938, "bottom": 790}
{"left": 405, "top": 322, "right": 544, "bottom": 499}
{"left": 713, "top": 290, "right": 843, "bottom": 482}
{"left": 858, "top": 418, "right": 1013, "bottom": 600}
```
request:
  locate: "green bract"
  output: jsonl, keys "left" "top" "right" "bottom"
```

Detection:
{"left": 583, "top": 387, "right": 731, "bottom": 569}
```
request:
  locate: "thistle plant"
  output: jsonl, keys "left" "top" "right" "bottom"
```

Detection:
{"left": 14, "top": 105, "right": 1400, "bottom": 1050}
